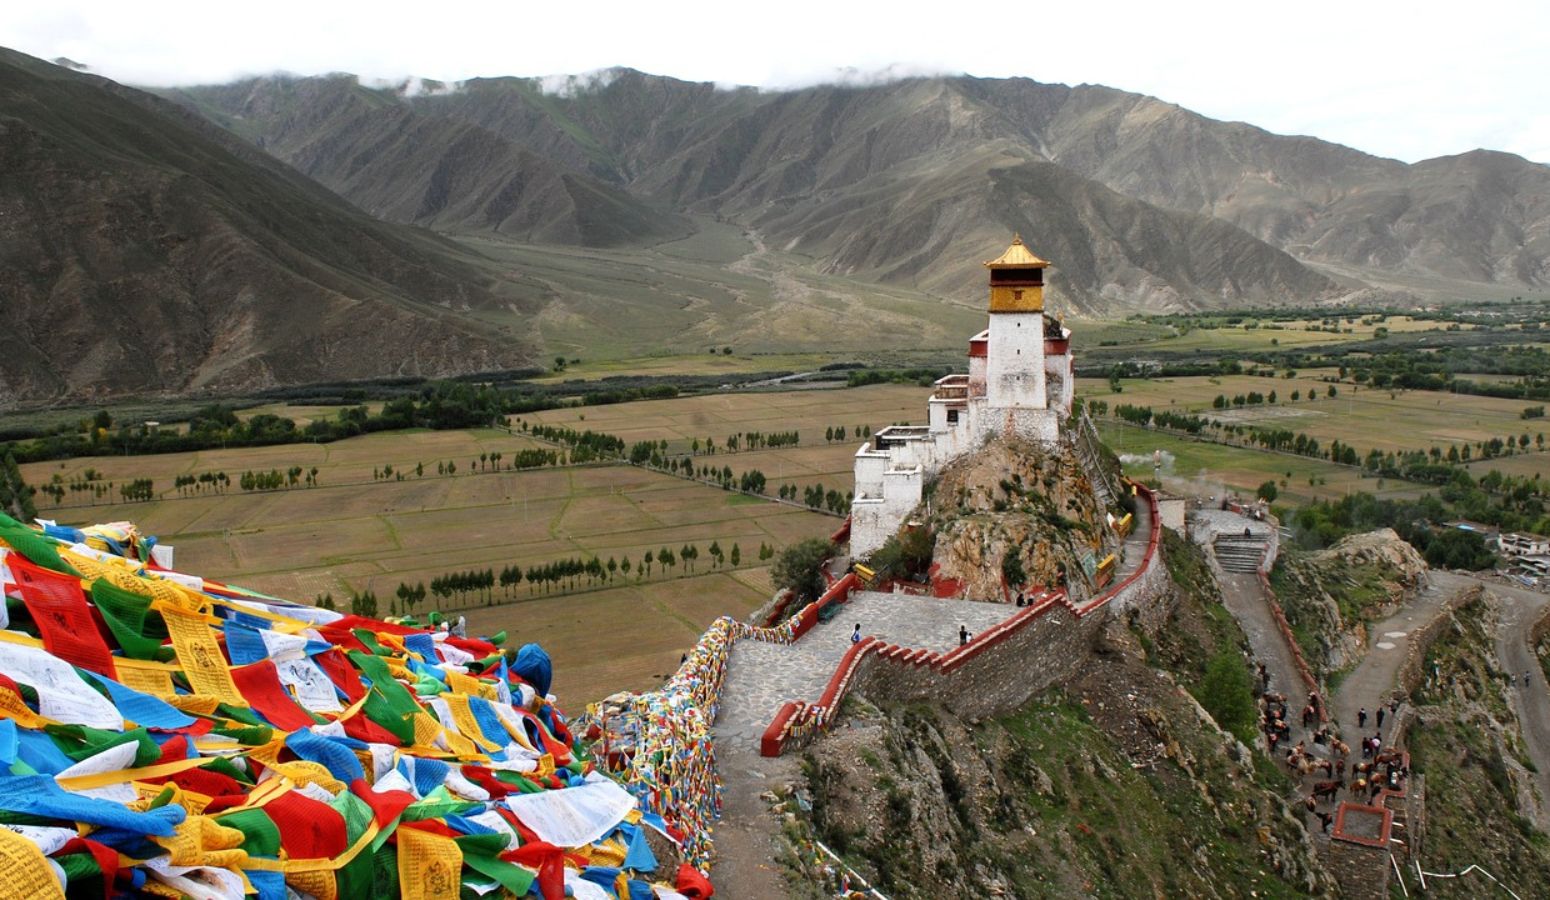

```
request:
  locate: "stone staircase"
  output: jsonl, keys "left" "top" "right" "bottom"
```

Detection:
{"left": 1213, "top": 533, "right": 1272, "bottom": 573}
{"left": 1071, "top": 413, "right": 1119, "bottom": 509}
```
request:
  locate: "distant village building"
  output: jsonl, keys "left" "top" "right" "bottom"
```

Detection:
{"left": 1498, "top": 532, "right": 1550, "bottom": 558}
{"left": 851, "top": 236, "right": 1075, "bottom": 557}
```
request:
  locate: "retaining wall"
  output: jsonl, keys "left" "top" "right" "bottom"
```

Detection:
{"left": 1394, "top": 584, "right": 1484, "bottom": 701}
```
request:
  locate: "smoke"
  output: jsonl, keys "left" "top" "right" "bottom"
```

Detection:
{"left": 1119, "top": 450, "right": 1175, "bottom": 471}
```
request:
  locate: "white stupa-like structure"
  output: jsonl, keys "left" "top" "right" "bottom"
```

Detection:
{"left": 850, "top": 236, "right": 1075, "bottom": 558}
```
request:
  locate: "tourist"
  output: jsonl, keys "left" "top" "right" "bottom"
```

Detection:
{"left": 959, "top": 625, "right": 970, "bottom": 646}
{"left": 1358, "top": 707, "right": 1367, "bottom": 729}
{"left": 851, "top": 624, "right": 861, "bottom": 645}
{"left": 1376, "top": 706, "right": 1385, "bottom": 730}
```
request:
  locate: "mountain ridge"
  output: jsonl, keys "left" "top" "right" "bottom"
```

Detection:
{"left": 0, "top": 48, "right": 543, "bottom": 407}
{"left": 161, "top": 67, "right": 1550, "bottom": 307}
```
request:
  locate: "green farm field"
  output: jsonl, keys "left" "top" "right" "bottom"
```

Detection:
{"left": 1095, "top": 421, "right": 1424, "bottom": 507}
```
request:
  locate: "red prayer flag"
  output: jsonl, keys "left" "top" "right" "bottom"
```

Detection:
{"left": 12, "top": 557, "right": 117, "bottom": 677}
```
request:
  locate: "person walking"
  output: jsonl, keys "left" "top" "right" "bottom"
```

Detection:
{"left": 1376, "top": 706, "right": 1385, "bottom": 730}
{"left": 1358, "top": 707, "right": 1367, "bottom": 729}
{"left": 959, "top": 625, "right": 969, "bottom": 646}
{"left": 851, "top": 624, "right": 862, "bottom": 645}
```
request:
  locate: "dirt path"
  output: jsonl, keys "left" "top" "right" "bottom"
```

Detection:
{"left": 1488, "top": 579, "right": 1550, "bottom": 827}
{"left": 708, "top": 744, "right": 800, "bottom": 900}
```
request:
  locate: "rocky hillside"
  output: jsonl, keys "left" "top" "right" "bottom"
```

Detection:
{"left": 1409, "top": 599, "right": 1550, "bottom": 897}
{"left": 1270, "top": 529, "right": 1429, "bottom": 675}
{"left": 778, "top": 537, "right": 1334, "bottom": 898}
{"left": 912, "top": 435, "right": 1124, "bottom": 601}
{"left": 0, "top": 48, "right": 543, "bottom": 406}
{"left": 164, "top": 68, "right": 1550, "bottom": 308}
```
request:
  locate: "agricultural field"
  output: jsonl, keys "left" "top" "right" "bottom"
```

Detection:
{"left": 1077, "top": 374, "right": 1550, "bottom": 458}
{"left": 519, "top": 382, "right": 929, "bottom": 496}
{"left": 22, "top": 429, "right": 839, "bottom": 708}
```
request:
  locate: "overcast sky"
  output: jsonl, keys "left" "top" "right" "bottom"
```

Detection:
{"left": 4, "top": 0, "right": 1547, "bottom": 164}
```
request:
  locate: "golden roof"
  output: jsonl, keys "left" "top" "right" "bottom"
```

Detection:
{"left": 984, "top": 234, "right": 1050, "bottom": 268}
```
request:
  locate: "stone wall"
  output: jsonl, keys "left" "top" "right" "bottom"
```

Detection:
{"left": 1394, "top": 584, "right": 1484, "bottom": 699}
{"left": 846, "top": 600, "right": 1109, "bottom": 721}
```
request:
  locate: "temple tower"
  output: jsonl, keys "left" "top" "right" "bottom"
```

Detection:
{"left": 983, "top": 235, "right": 1049, "bottom": 411}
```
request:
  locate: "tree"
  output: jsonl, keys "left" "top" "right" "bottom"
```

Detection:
{"left": 1, "top": 450, "right": 37, "bottom": 521}
{"left": 729, "top": 543, "right": 741, "bottom": 566}
{"left": 621, "top": 557, "right": 632, "bottom": 578}
{"left": 771, "top": 538, "right": 830, "bottom": 603}
{"left": 1196, "top": 651, "right": 1257, "bottom": 741}
{"left": 708, "top": 540, "right": 723, "bottom": 567}
{"left": 349, "top": 589, "right": 379, "bottom": 618}
{"left": 1256, "top": 480, "right": 1278, "bottom": 503}
{"left": 1001, "top": 550, "right": 1027, "bottom": 590}
{"left": 607, "top": 557, "right": 618, "bottom": 580}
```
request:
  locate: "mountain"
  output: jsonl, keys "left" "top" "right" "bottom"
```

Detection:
{"left": 165, "top": 69, "right": 1550, "bottom": 306}
{"left": 0, "top": 49, "right": 544, "bottom": 407}
{"left": 166, "top": 74, "right": 693, "bottom": 246}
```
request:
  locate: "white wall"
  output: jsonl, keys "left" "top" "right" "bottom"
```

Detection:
{"left": 985, "top": 312, "right": 1046, "bottom": 409}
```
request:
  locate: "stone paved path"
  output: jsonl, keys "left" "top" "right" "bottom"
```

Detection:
{"left": 1329, "top": 571, "right": 1475, "bottom": 745}
{"left": 714, "top": 592, "right": 1015, "bottom": 748}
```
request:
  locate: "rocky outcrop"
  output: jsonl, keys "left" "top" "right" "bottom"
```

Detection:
{"left": 1272, "top": 529, "right": 1429, "bottom": 674}
{"left": 926, "top": 436, "right": 1122, "bottom": 600}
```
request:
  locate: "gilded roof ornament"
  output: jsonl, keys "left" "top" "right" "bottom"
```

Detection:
{"left": 984, "top": 234, "right": 1050, "bottom": 268}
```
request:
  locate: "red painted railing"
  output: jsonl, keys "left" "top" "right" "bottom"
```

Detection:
{"left": 760, "top": 484, "right": 1162, "bottom": 756}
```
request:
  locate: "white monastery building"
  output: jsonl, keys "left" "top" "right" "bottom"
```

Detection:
{"left": 851, "top": 236, "right": 1075, "bottom": 557}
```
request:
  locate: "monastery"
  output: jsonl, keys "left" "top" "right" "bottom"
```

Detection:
{"left": 851, "top": 236, "right": 1075, "bottom": 557}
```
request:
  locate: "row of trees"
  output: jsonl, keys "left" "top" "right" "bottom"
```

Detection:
{"left": 524, "top": 424, "right": 626, "bottom": 462}
{"left": 237, "top": 468, "right": 314, "bottom": 492}
{"left": 396, "top": 540, "right": 777, "bottom": 609}
{"left": 773, "top": 483, "right": 852, "bottom": 514}
{"left": 823, "top": 426, "right": 872, "bottom": 443}
{"left": 174, "top": 472, "right": 233, "bottom": 494}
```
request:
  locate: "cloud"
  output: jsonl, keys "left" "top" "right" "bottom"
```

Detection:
{"left": 1, "top": 0, "right": 1546, "bottom": 163}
